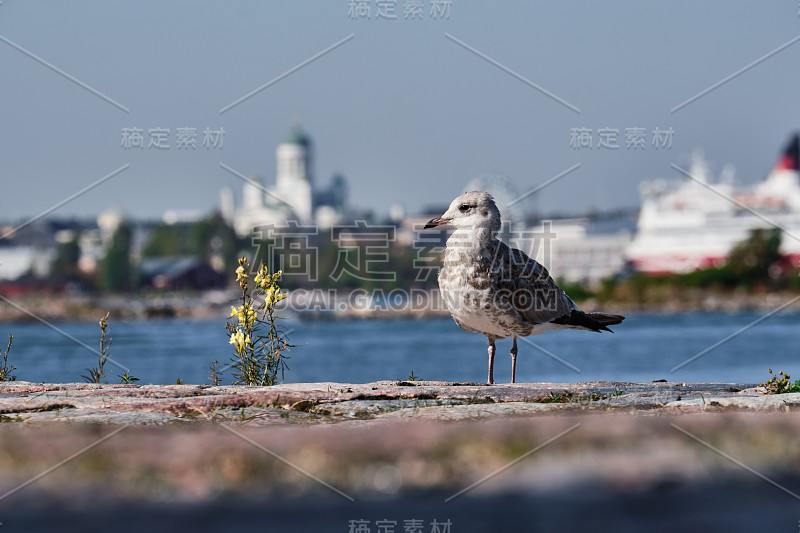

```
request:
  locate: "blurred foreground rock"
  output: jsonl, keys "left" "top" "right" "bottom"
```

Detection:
{"left": 0, "top": 381, "right": 799, "bottom": 532}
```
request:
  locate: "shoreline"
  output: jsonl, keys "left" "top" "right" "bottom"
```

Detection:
{"left": 1, "top": 290, "right": 800, "bottom": 323}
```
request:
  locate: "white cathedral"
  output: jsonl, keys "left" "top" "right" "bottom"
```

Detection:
{"left": 223, "top": 124, "right": 349, "bottom": 237}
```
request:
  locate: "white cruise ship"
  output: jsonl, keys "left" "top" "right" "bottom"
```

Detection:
{"left": 627, "top": 134, "right": 800, "bottom": 274}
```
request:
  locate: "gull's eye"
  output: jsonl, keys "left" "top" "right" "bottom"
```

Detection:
{"left": 458, "top": 204, "right": 471, "bottom": 213}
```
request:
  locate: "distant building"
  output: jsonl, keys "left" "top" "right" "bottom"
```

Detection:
{"left": 231, "top": 123, "right": 350, "bottom": 237}
{"left": 76, "top": 207, "right": 127, "bottom": 275}
{"left": 0, "top": 221, "right": 56, "bottom": 280}
{"left": 140, "top": 256, "right": 227, "bottom": 291}
{"left": 530, "top": 218, "right": 633, "bottom": 285}
{"left": 219, "top": 186, "right": 235, "bottom": 225}
{"left": 0, "top": 245, "right": 54, "bottom": 280}
{"left": 161, "top": 210, "right": 204, "bottom": 226}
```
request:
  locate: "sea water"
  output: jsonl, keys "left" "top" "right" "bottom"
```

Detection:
{"left": 2, "top": 312, "right": 799, "bottom": 385}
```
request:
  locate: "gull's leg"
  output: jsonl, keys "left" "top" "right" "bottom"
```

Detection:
{"left": 511, "top": 337, "right": 518, "bottom": 384}
{"left": 487, "top": 338, "right": 496, "bottom": 385}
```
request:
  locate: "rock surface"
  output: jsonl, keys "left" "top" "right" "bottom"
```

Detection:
{"left": 0, "top": 380, "right": 788, "bottom": 424}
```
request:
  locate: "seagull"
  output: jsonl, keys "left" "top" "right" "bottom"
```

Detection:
{"left": 424, "top": 191, "right": 624, "bottom": 384}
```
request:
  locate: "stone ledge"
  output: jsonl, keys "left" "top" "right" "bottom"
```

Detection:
{"left": 0, "top": 380, "right": 780, "bottom": 425}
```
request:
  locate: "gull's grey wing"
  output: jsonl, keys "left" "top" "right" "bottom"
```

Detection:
{"left": 490, "top": 240, "right": 577, "bottom": 325}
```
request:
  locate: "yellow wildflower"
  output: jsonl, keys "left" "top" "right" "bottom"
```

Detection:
{"left": 228, "top": 330, "right": 251, "bottom": 351}
{"left": 264, "top": 285, "right": 286, "bottom": 307}
{"left": 254, "top": 264, "right": 274, "bottom": 290}
{"left": 264, "top": 286, "right": 275, "bottom": 304}
{"left": 228, "top": 330, "right": 242, "bottom": 349}
{"left": 231, "top": 303, "right": 256, "bottom": 326}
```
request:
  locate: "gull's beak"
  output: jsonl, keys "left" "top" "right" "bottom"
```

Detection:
{"left": 424, "top": 216, "right": 450, "bottom": 229}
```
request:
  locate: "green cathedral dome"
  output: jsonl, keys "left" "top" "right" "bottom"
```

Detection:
{"left": 285, "top": 126, "right": 312, "bottom": 148}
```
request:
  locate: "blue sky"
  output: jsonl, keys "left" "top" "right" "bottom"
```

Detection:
{"left": 1, "top": 1, "right": 799, "bottom": 221}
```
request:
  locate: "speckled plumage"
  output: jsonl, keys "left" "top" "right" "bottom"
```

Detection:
{"left": 425, "top": 191, "right": 624, "bottom": 384}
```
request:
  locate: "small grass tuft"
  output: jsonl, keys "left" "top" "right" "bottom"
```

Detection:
{"left": 118, "top": 370, "right": 139, "bottom": 384}
{"left": 208, "top": 359, "right": 222, "bottom": 386}
{"left": 536, "top": 391, "right": 608, "bottom": 404}
{"left": 82, "top": 313, "right": 111, "bottom": 384}
{"left": 0, "top": 333, "right": 16, "bottom": 382}
{"left": 464, "top": 390, "right": 496, "bottom": 404}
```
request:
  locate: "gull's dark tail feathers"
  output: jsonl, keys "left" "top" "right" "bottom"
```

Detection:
{"left": 587, "top": 312, "right": 625, "bottom": 332}
{"left": 553, "top": 310, "right": 626, "bottom": 333}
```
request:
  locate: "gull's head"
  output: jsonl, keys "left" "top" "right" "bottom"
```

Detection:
{"left": 424, "top": 191, "right": 501, "bottom": 234}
